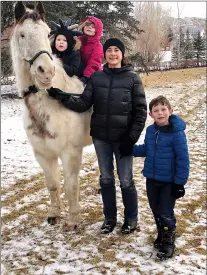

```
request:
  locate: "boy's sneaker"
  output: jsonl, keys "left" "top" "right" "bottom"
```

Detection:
{"left": 121, "top": 220, "right": 138, "bottom": 234}
{"left": 101, "top": 220, "right": 116, "bottom": 234}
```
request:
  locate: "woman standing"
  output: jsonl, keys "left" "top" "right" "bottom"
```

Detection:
{"left": 47, "top": 38, "right": 147, "bottom": 234}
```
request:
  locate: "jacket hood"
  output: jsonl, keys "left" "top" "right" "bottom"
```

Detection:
{"left": 51, "top": 32, "right": 81, "bottom": 56}
{"left": 155, "top": 114, "right": 186, "bottom": 132}
{"left": 79, "top": 16, "right": 103, "bottom": 41}
{"left": 103, "top": 64, "right": 134, "bottom": 75}
{"left": 170, "top": 114, "right": 186, "bottom": 131}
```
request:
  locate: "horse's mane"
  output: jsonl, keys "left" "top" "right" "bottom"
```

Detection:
{"left": 18, "top": 11, "right": 44, "bottom": 24}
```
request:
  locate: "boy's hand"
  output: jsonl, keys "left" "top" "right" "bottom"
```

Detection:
{"left": 171, "top": 183, "right": 185, "bottom": 199}
{"left": 118, "top": 136, "right": 134, "bottom": 158}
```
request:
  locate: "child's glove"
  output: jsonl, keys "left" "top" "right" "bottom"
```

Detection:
{"left": 171, "top": 183, "right": 185, "bottom": 199}
{"left": 118, "top": 136, "right": 134, "bottom": 158}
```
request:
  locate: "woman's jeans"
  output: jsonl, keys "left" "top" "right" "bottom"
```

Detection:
{"left": 93, "top": 138, "right": 138, "bottom": 223}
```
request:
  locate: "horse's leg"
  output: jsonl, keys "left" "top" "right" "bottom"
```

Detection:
{"left": 61, "top": 147, "right": 82, "bottom": 230}
{"left": 34, "top": 152, "right": 62, "bottom": 225}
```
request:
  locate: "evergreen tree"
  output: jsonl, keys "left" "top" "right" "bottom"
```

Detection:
{"left": 179, "top": 27, "right": 185, "bottom": 62}
{"left": 171, "top": 27, "right": 186, "bottom": 67}
{"left": 183, "top": 28, "right": 194, "bottom": 61}
{"left": 43, "top": 1, "right": 77, "bottom": 25}
{"left": 171, "top": 46, "right": 178, "bottom": 67}
{"left": 193, "top": 31, "right": 206, "bottom": 66}
{"left": 1, "top": 1, "right": 14, "bottom": 33}
{"left": 1, "top": 1, "right": 142, "bottom": 43}
{"left": 71, "top": 1, "right": 143, "bottom": 44}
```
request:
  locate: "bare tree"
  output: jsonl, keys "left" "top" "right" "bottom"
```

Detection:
{"left": 132, "top": 2, "right": 172, "bottom": 70}
{"left": 177, "top": 2, "right": 181, "bottom": 67}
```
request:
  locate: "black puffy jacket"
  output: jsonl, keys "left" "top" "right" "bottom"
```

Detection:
{"left": 62, "top": 50, "right": 81, "bottom": 77}
{"left": 58, "top": 64, "right": 147, "bottom": 142}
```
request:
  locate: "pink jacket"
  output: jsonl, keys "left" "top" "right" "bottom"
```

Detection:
{"left": 78, "top": 16, "right": 103, "bottom": 78}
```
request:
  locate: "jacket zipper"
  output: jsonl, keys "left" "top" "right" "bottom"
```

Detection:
{"left": 106, "top": 72, "right": 114, "bottom": 139}
{"left": 153, "top": 130, "right": 160, "bottom": 178}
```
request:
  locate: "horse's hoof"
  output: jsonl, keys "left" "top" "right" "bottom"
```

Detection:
{"left": 47, "top": 217, "right": 57, "bottom": 225}
{"left": 63, "top": 222, "right": 79, "bottom": 232}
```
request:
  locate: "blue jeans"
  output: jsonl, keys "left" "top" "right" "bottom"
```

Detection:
{"left": 146, "top": 178, "right": 176, "bottom": 230}
{"left": 93, "top": 138, "right": 138, "bottom": 223}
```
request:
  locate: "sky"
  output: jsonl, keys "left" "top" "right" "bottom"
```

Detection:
{"left": 159, "top": 1, "right": 206, "bottom": 18}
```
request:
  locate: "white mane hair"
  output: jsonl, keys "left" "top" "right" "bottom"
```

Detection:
{"left": 10, "top": 1, "right": 92, "bottom": 230}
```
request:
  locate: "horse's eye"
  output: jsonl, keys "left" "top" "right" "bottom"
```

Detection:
{"left": 20, "top": 33, "right": 25, "bottom": 38}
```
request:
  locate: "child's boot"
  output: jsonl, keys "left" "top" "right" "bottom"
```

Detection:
{"left": 153, "top": 216, "right": 162, "bottom": 249}
{"left": 157, "top": 226, "right": 176, "bottom": 260}
{"left": 153, "top": 223, "right": 162, "bottom": 249}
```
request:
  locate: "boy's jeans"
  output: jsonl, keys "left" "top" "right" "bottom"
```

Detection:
{"left": 146, "top": 178, "right": 176, "bottom": 230}
{"left": 93, "top": 138, "right": 138, "bottom": 223}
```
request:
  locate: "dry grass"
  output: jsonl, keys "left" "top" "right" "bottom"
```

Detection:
{"left": 1, "top": 68, "right": 206, "bottom": 274}
{"left": 1, "top": 173, "right": 44, "bottom": 196}
{"left": 140, "top": 67, "right": 206, "bottom": 88}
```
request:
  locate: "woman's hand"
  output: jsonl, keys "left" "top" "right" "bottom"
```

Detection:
{"left": 47, "top": 87, "right": 63, "bottom": 99}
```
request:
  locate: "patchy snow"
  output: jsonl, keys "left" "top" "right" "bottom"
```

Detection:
{"left": 1, "top": 76, "right": 206, "bottom": 275}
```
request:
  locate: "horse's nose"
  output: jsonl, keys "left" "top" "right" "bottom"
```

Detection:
{"left": 46, "top": 66, "right": 55, "bottom": 80}
{"left": 37, "top": 65, "right": 55, "bottom": 82}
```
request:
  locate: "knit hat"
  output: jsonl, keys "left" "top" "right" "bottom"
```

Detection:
{"left": 103, "top": 38, "right": 125, "bottom": 57}
{"left": 55, "top": 28, "right": 74, "bottom": 44}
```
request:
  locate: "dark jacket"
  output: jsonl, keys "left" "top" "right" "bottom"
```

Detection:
{"left": 133, "top": 114, "right": 190, "bottom": 184}
{"left": 62, "top": 50, "right": 81, "bottom": 77}
{"left": 56, "top": 64, "right": 147, "bottom": 143}
{"left": 52, "top": 37, "right": 81, "bottom": 77}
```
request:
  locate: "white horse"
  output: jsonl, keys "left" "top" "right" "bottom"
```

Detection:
{"left": 10, "top": 1, "right": 92, "bottom": 230}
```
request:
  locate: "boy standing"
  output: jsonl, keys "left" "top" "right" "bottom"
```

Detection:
{"left": 133, "top": 96, "right": 190, "bottom": 260}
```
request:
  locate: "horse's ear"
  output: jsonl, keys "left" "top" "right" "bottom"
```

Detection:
{"left": 14, "top": 1, "right": 26, "bottom": 23}
{"left": 35, "top": 1, "right": 46, "bottom": 22}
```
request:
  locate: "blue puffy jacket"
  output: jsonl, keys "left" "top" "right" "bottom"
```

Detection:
{"left": 133, "top": 114, "right": 190, "bottom": 184}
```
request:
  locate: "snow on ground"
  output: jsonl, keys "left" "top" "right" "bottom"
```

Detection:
{"left": 1, "top": 74, "right": 206, "bottom": 275}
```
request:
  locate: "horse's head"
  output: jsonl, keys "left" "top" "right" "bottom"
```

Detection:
{"left": 11, "top": 1, "right": 55, "bottom": 89}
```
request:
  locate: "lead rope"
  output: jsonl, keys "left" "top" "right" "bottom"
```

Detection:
{"left": 23, "top": 85, "right": 82, "bottom": 98}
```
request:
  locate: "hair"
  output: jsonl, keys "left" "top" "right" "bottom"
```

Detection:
{"left": 18, "top": 11, "right": 42, "bottom": 24}
{"left": 82, "top": 19, "right": 96, "bottom": 33}
{"left": 149, "top": 95, "right": 172, "bottom": 112}
{"left": 84, "top": 19, "right": 93, "bottom": 26}
{"left": 121, "top": 56, "right": 129, "bottom": 66}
